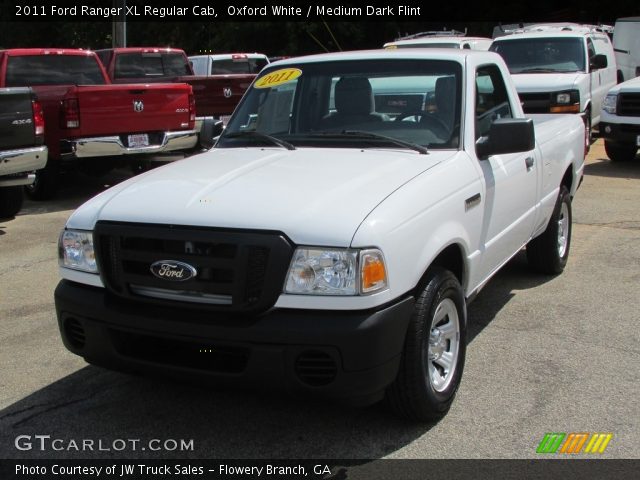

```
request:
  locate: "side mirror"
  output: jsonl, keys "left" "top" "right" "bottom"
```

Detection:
{"left": 590, "top": 54, "right": 608, "bottom": 70}
{"left": 476, "top": 118, "right": 535, "bottom": 159}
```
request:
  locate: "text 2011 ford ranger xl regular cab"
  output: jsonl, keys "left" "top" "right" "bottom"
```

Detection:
{"left": 55, "top": 50, "right": 585, "bottom": 420}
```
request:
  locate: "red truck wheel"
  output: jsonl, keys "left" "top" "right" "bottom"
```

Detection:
{"left": 0, "top": 186, "right": 24, "bottom": 218}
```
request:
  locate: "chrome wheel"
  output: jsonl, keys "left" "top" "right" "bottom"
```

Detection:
{"left": 426, "top": 298, "right": 460, "bottom": 392}
{"left": 557, "top": 201, "right": 569, "bottom": 258}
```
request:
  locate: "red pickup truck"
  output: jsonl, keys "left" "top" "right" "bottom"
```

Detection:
{"left": 0, "top": 49, "right": 198, "bottom": 199}
{"left": 95, "top": 48, "right": 258, "bottom": 148}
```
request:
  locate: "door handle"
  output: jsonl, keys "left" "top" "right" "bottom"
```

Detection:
{"left": 525, "top": 157, "right": 535, "bottom": 171}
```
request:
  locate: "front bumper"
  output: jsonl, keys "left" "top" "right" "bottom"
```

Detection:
{"left": 60, "top": 130, "right": 198, "bottom": 159}
{"left": 598, "top": 122, "right": 640, "bottom": 145}
{"left": 55, "top": 280, "right": 414, "bottom": 403}
{"left": 0, "top": 145, "right": 47, "bottom": 186}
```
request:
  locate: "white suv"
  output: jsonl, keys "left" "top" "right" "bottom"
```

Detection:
{"left": 490, "top": 24, "right": 617, "bottom": 148}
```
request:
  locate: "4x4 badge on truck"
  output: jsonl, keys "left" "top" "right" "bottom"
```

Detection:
{"left": 133, "top": 100, "right": 144, "bottom": 113}
{"left": 150, "top": 261, "right": 197, "bottom": 282}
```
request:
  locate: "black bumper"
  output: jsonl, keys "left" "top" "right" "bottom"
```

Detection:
{"left": 599, "top": 122, "right": 640, "bottom": 144}
{"left": 55, "top": 280, "right": 414, "bottom": 403}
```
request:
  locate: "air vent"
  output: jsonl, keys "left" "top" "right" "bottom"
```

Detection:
{"left": 64, "top": 318, "right": 86, "bottom": 349}
{"left": 295, "top": 350, "right": 338, "bottom": 387}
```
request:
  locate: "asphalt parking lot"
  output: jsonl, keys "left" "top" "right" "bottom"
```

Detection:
{"left": 0, "top": 140, "right": 638, "bottom": 460}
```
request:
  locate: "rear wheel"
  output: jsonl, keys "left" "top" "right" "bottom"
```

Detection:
{"left": 25, "top": 161, "right": 59, "bottom": 200}
{"left": 604, "top": 140, "right": 637, "bottom": 162}
{"left": 386, "top": 268, "right": 467, "bottom": 421}
{"left": 0, "top": 186, "right": 24, "bottom": 218}
{"left": 527, "top": 186, "right": 572, "bottom": 274}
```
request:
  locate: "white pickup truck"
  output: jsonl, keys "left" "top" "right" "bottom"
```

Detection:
{"left": 601, "top": 76, "right": 640, "bottom": 162}
{"left": 55, "top": 50, "right": 585, "bottom": 421}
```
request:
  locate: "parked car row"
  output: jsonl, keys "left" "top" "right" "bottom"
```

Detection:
{"left": 1, "top": 21, "right": 638, "bottom": 218}
{"left": 0, "top": 47, "right": 269, "bottom": 215}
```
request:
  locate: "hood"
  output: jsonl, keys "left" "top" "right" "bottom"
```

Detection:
{"left": 511, "top": 72, "right": 581, "bottom": 93}
{"left": 608, "top": 75, "right": 640, "bottom": 95}
{"left": 68, "top": 147, "right": 454, "bottom": 246}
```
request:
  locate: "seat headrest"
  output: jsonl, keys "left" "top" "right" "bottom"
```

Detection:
{"left": 435, "top": 76, "right": 456, "bottom": 111}
{"left": 335, "top": 77, "right": 375, "bottom": 115}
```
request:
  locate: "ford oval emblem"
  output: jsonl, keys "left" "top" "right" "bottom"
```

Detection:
{"left": 150, "top": 260, "right": 197, "bottom": 282}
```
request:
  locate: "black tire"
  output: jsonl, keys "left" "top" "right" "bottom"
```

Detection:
{"left": 527, "top": 186, "right": 572, "bottom": 274}
{"left": 604, "top": 140, "right": 637, "bottom": 163}
{"left": 386, "top": 267, "right": 467, "bottom": 421}
{"left": 584, "top": 110, "right": 592, "bottom": 153}
{"left": 0, "top": 186, "right": 24, "bottom": 218}
{"left": 25, "top": 162, "right": 59, "bottom": 200}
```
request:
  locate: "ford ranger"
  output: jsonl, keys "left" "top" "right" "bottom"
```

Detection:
{"left": 0, "top": 87, "right": 47, "bottom": 217}
{"left": 55, "top": 50, "right": 585, "bottom": 420}
{"left": 0, "top": 48, "right": 198, "bottom": 199}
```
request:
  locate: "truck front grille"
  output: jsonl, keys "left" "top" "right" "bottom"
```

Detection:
{"left": 94, "top": 221, "right": 293, "bottom": 313}
{"left": 618, "top": 93, "right": 640, "bottom": 117}
{"left": 518, "top": 92, "right": 551, "bottom": 114}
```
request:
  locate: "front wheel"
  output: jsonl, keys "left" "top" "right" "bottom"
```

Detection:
{"left": 604, "top": 140, "right": 637, "bottom": 162}
{"left": 527, "top": 186, "right": 572, "bottom": 274}
{"left": 386, "top": 268, "right": 467, "bottom": 421}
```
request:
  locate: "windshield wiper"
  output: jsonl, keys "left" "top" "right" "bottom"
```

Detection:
{"left": 309, "top": 130, "right": 428, "bottom": 155}
{"left": 517, "top": 68, "right": 557, "bottom": 73}
{"left": 223, "top": 131, "right": 296, "bottom": 150}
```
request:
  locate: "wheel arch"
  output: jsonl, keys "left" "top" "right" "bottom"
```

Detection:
{"left": 414, "top": 242, "right": 468, "bottom": 296}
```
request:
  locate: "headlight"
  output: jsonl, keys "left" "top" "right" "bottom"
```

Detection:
{"left": 58, "top": 229, "right": 98, "bottom": 273}
{"left": 554, "top": 90, "right": 579, "bottom": 105}
{"left": 284, "top": 247, "right": 388, "bottom": 296}
{"left": 602, "top": 94, "right": 617, "bottom": 114}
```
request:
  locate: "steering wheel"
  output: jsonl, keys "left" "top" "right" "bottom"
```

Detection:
{"left": 394, "top": 111, "right": 451, "bottom": 137}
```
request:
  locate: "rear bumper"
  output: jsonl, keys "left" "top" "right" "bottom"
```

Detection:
{"left": 60, "top": 130, "right": 198, "bottom": 159}
{"left": 0, "top": 145, "right": 47, "bottom": 186}
{"left": 54, "top": 280, "right": 414, "bottom": 403}
{"left": 599, "top": 122, "right": 640, "bottom": 145}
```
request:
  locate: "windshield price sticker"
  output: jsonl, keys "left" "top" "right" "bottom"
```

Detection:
{"left": 254, "top": 68, "right": 302, "bottom": 89}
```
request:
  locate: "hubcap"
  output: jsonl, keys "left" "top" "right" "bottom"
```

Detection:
{"left": 426, "top": 298, "right": 460, "bottom": 392}
{"left": 557, "top": 202, "right": 569, "bottom": 258}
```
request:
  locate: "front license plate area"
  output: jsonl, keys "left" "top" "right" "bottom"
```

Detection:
{"left": 128, "top": 133, "right": 149, "bottom": 148}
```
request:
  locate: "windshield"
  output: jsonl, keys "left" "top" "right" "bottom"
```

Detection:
{"left": 114, "top": 52, "right": 191, "bottom": 79}
{"left": 5, "top": 55, "right": 106, "bottom": 86}
{"left": 210, "top": 58, "right": 268, "bottom": 75}
{"left": 218, "top": 59, "right": 462, "bottom": 151}
{"left": 490, "top": 37, "right": 586, "bottom": 73}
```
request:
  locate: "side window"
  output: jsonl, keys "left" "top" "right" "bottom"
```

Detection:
{"left": 475, "top": 65, "right": 513, "bottom": 139}
{"left": 586, "top": 38, "right": 596, "bottom": 64}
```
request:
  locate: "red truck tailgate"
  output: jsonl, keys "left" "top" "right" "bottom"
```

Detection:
{"left": 68, "top": 83, "right": 193, "bottom": 136}
{"left": 183, "top": 75, "right": 254, "bottom": 117}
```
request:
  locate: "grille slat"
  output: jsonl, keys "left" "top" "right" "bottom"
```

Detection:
{"left": 619, "top": 93, "right": 640, "bottom": 117}
{"left": 94, "top": 222, "right": 293, "bottom": 313}
{"left": 295, "top": 351, "right": 338, "bottom": 386}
